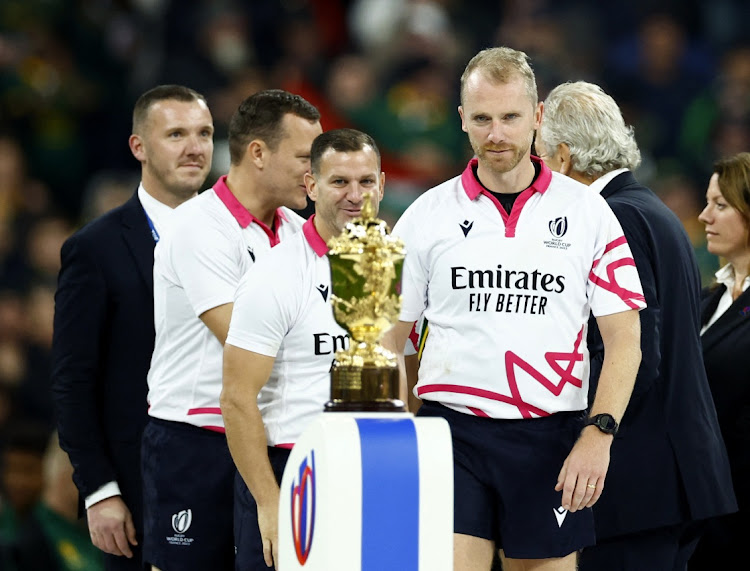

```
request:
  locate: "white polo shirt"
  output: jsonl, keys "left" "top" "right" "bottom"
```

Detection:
{"left": 393, "top": 157, "right": 646, "bottom": 419}
{"left": 226, "top": 216, "right": 348, "bottom": 446}
{"left": 147, "top": 175, "right": 304, "bottom": 431}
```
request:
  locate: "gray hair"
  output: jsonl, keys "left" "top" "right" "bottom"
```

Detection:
{"left": 539, "top": 81, "right": 641, "bottom": 177}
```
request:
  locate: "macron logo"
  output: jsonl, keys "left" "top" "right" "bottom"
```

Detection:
{"left": 460, "top": 220, "right": 474, "bottom": 237}
{"left": 247, "top": 247, "right": 256, "bottom": 262}
{"left": 316, "top": 284, "right": 329, "bottom": 302}
{"left": 553, "top": 506, "right": 568, "bottom": 528}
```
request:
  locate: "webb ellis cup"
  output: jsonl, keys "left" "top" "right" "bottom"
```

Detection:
{"left": 325, "top": 192, "right": 406, "bottom": 412}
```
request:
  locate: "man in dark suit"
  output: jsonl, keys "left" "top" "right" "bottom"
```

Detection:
{"left": 51, "top": 85, "right": 214, "bottom": 570}
{"left": 535, "top": 81, "right": 737, "bottom": 570}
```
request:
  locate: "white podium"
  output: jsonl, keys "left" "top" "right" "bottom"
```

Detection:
{"left": 278, "top": 412, "right": 453, "bottom": 571}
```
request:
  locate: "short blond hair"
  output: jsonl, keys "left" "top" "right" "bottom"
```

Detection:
{"left": 460, "top": 47, "right": 537, "bottom": 107}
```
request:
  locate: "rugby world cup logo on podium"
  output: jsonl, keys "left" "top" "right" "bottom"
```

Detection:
{"left": 171, "top": 509, "right": 192, "bottom": 534}
{"left": 291, "top": 451, "right": 316, "bottom": 565}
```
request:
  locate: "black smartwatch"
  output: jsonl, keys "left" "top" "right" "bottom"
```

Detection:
{"left": 584, "top": 413, "right": 619, "bottom": 435}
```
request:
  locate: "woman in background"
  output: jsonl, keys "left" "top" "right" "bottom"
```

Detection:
{"left": 690, "top": 152, "right": 750, "bottom": 569}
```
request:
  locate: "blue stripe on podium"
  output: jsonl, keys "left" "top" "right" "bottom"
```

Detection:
{"left": 356, "top": 418, "right": 420, "bottom": 571}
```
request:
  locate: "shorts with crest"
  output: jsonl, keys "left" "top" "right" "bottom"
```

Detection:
{"left": 416, "top": 400, "right": 595, "bottom": 559}
{"left": 141, "top": 418, "right": 235, "bottom": 571}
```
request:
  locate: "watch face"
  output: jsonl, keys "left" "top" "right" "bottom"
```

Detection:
{"left": 586, "top": 414, "right": 618, "bottom": 434}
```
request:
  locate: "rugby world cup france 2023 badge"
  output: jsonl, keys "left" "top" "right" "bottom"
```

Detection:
{"left": 168, "top": 509, "right": 194, "bottom": 546}
{"left": 544, "top": 216, "right": 571, "bottom": 250}
{"left": 291, "top": 451, "right": 317, "bottom": 565}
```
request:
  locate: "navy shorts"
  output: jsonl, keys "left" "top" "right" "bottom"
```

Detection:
{"left": 234, "top": 446, "right": 291, "bottom": 571}
{"left": 417, "top": 400, "right": 595, "bottom": 559}
{"left": 141, "top": 418, "right": 236, "bottom": 571}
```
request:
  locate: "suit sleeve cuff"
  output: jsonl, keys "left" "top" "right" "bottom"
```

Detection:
{"left": 85, "top": 481, "right": 121, "bottom": 509}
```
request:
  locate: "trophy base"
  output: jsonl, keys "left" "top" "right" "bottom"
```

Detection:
{"left": 324, "top": 400, "right": 406, "bottom": 413}
{"left": 325, "top": 365, "right": 406, "bottom": 413}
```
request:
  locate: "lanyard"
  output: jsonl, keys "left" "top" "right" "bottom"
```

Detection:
{"left": 143, "top": 209, "right": 160, "bottom": 243}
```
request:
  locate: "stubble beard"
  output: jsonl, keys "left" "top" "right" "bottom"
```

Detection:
{"left": 169, "top": 179, "right": 204, "bottom": 204}
{"left": 478, "top": 145, "right": 522, "bottom": 175}
{"left": 475, "top": 135, "right": 532, "bottom": 176}
{"left": 149, "top": 162, "right": 206, "bottom": 204}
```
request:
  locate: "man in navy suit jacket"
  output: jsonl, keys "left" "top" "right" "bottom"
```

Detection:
{"left": 51, "top": 85, "right": 214, "bottom": 570}
{"left": 536, "top": 81, "right": 736, "bottom": 570}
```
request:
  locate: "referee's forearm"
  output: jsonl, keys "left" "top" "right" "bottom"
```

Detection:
{"left": 404, "top": 354, "right": 421, "bottom": 413}
{"left": 221, "top": 344, "right": 279, "bottom": 506}
{"left": 223, "top": 396, "right": 279, "bottom": 506}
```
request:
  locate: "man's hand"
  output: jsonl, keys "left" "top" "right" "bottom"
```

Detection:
{"left": 257, "top": 498, "right": 280, "bottom": 568}
{"left": 87, "top": 496, "right": 137, "bottom": 558}
{"left": 554, "top": 427, "right": 612, "bottom": 512}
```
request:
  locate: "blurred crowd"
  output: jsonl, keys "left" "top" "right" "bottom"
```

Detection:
{"left": 0, "top": 0, "right": 749, "bottom": 566}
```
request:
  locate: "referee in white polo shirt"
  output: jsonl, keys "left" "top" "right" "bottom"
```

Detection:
{"left": 384, "top": 47, "right": 645, "bottom": 571}
{"left": 141, "top": 90, "right": 321, "bottom": 571}
{"left": 222, "top": 129, "right": 385, "bottom": 570}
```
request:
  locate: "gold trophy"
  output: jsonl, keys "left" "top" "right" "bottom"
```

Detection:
{"left": 325, "top": 192, "right": 406, "bottom": 412}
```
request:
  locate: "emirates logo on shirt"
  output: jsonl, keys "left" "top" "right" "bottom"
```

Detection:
{"left": 313, "top": 332, "right": 349, "bottom": 355}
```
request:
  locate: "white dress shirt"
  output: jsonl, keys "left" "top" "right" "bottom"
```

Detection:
{"left": 701, "top": 263, "right": 750, "bottom": 334}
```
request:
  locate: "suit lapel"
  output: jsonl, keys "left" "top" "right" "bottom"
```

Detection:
{"left": 701, "top": 285, "right": 750, "bottom": 352}
{"left": 120, "top": 192, "right": 156, "bottom": 291}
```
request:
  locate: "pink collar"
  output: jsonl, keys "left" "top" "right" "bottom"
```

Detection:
{"left": 461, "top": 155, "right": 551, "bottom": 200}
{"left": 303, "top": 215, "right": 329, "bottom": 257}
{"left": 212, "top": 175, "right": 289, "bottom": 245}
